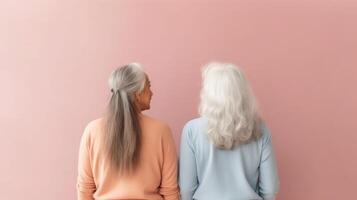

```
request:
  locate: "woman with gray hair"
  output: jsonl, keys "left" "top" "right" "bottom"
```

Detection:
{"left": 77, "top": 63, "right": 179, "bottom": 200}
{"left": 179, "top": 62, "right": 279, "bottom": 200}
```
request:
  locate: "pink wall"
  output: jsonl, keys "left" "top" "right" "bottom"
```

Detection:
{"left": 1, "top": 0, "right": 356, "bottom": 199}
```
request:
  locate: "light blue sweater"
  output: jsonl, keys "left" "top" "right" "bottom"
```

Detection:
{"left": 179, "top": 117, "right": 279, "bottom": 200}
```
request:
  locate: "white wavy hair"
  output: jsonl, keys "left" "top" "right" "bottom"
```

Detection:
{"left": 199, "top": 62, "right": 262, "bottom": 149}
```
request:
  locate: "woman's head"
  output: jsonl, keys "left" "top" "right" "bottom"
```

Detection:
{"left": 108, "top": 63, "right": 153, "bottom": 112}
{"left": 105, "top": 63, "right": 152, "bottom": 172}
{"left": 199, "top": 62, "right": 262, "bottom": 149}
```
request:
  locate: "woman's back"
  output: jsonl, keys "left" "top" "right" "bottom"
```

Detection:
{"left": 77, "top": 114, "right": 179, "bottom": 200}
{"left": 179, "top": 117, "right": 279, "bottom": 200}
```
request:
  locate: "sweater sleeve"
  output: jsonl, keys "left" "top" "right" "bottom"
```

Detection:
{"left": 159, "top": 126, "right": 180, "bottom": 200}
{"left": 77, "top": 125, "right": 96, "bottom": 200}
{"left": 179, "top": 122, "right": 198, "bottom": 200}
{"left": 258, "top": 125, "right": 280, "bottom": 200}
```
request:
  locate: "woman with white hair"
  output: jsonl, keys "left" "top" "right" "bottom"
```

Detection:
{"left": 77, "top": 63, "right": 179, "bottom": 200}
{"left": 179, "top": 63, "right": 279, "bottom": 200}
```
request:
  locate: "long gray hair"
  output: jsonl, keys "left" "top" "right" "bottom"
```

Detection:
{"left": 105, "top": 63, "right": 146, "bottom": 172}
{"left": 199, "top": 62, "right": 262, "bottom": 149}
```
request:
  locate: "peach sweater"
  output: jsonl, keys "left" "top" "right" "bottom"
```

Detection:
{"left": 77, "top": 114, "right": 179, "bottom": 200}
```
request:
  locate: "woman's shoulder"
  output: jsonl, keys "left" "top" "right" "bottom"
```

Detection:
{"left": 140, "top": 114, "right": 172, "bottom": 136}
{"left": 85, "top": 118, "right": 105, "bottom": 130}
{"left": 181, "top": 117, "right": 205, "bottom": 139}
{"left": 82, "top": 118, "right": 105, "bottom": 137}
{"left": 256, "top": 121, "right": 273, "bottom": 145}
{"left": 140, "top": 113, "right": 169, "bottom": 126}
{"left": 80, "top": 118, "right": 105, "bottom": 147}
{"left": 184, "top": 117, "right": 206, "bottom": 131}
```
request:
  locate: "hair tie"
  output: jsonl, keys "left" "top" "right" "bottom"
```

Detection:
{"left": 111, "top": 88, "right": 125, "bottom": 94}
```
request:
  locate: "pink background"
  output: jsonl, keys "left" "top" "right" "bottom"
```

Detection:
{"left": 1, "top": 0, "right": 356, "bottom": 199}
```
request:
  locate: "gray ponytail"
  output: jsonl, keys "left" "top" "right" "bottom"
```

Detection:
{"left": 105, "top": 63, "right": 146, "bottom": 172}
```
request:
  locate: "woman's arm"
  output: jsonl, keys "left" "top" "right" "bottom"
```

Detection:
{"left": 159, "top": 126, "right": 180, "bottom": 200}
{"left": 77, "top": 125, "right": 96, "bottom": 200}
{"left": 179, "top": 123, "right": 198, "bottom": 200}
{"left": 258, "top": 125, "right": 280, "bottom": 200}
